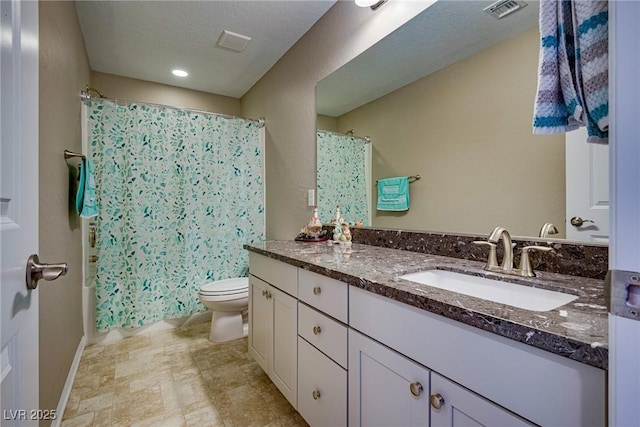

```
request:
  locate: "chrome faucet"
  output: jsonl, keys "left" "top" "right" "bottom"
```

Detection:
{"left": 487, "top": 226, "right": 514, "bottom": 273}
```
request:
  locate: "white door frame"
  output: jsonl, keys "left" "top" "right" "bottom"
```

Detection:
{"left": 609, "top": 0, "right": 640, "bottom": 425}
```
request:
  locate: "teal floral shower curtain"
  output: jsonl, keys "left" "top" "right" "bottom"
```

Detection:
{"left": 316, "top": 131, "right": 370, "bottom": 225}
{"left": 87, "top": 100, "right": 264, "bottom": 331}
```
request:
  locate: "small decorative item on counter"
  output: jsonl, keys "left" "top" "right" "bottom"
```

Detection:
{"left": 295, "top": 207, "right": 328, "bottom": 242}
{"left": 332, "top": 205, "right": 344, "bottom": 226}
{"left": 333, "top": 221, "right": 352, "bottom": 244}
{"left": 333, "top": 223, "right": 343, "bottom": 242}
{"left": 340, "top": 222, "right": 352, "bottom": 244}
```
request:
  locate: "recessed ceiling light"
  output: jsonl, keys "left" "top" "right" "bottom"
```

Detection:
{"left": 172, "top": 69, "right": 189, "bottom": 77}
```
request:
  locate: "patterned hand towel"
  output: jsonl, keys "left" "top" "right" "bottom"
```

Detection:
{"left": 76, "top": 157, "right": 98, "bottom": 218}
{"left": 377, "top": 177, "right": 410, "bottom": 211}
{"left": 532, "top": 0, "right": 608, "bottom": 144}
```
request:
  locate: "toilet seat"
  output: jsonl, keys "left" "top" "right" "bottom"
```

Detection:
{"left": 199, "top": 277, "right": 248, "bottom": 297}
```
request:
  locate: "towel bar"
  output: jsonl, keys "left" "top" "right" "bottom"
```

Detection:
{"left": 64, "top": 150, "right": 85, "bottom": 160}
{"left": 376, "top": 175, "right": 420, "bottom": 184}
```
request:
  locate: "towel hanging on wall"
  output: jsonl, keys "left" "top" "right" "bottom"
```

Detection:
{"left": 532, "top": 0, "right": 609, "bottom": 144}
{"left": 377, "top": 176, "right": 410, "bottom": 211}
{"left": 76, "top": 157, "right": 98, "bottom": 218}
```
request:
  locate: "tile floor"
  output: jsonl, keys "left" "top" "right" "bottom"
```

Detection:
{"left": 61, "top": 321, "right": 308, "bottom": 427}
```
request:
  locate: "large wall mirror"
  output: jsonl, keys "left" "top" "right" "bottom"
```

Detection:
{"left": 316, "top": 0, "right": 609, "bottom": 244}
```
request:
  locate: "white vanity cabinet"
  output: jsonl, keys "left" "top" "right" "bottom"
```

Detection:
{"left": 248, "top": 253, "right": 298, "bottom": 408}
{"left": 247, "top": 251, "right": 606, "bottom": 427}
{"left": 349, "top": 286, "right": 605, "bottom": 427}
{"left": 297, "top": 269, "right": 349, "bottom": 427}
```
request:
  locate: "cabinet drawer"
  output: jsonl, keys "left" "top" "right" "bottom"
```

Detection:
{"left": 249, "top": 252, "right": 297, "bottom": 297}
{"left": 298, "top": 337, "right": 347, "bottom": 427}
{"left": 298, "top": 303, "right": 348, "bottom": 369}
{"left": 298, "top": 269, "right": 348, "bottom": 323}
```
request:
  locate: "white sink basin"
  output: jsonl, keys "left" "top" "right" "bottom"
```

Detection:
{"left": 399, "top": 270, "right": 578, "bottom": 312}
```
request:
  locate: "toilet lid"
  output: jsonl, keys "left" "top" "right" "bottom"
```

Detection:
{"left": 199, "top": 277, "right": 248, "bottom": 296}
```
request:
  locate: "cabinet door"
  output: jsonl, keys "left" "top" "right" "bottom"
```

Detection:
{"left": 430, "top": 373, "right": 533, "bottom": 427}
{"left": 270, "top": 285, "right": 298, "bottom": 408}
{"left": 248, "top": 275, "right": 271, "bottom": 373}
{"left": 299, "top": 337, "right": 347, "bottom": 427}
{"left": 349, "top": 330, "right": 430, "bottom": 427}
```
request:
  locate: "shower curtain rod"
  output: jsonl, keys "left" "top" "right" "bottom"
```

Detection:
{"left": 317, "top": 129, "right": 370, "bottom": 142}
{"left": 80, "top": 90, "right": 265, "bottom": 128}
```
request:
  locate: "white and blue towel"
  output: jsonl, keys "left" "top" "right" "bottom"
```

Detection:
{"left": 76, "top": 157, "right": 98, "bottom": 218}
{"left": 377, "top": 177, "right": 410, "bottom": 211}
{"left": 532, "top": 0, "right": 608, "bottom": 144}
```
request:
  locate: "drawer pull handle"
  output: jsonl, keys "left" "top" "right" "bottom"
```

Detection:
{"left": 266, "top": 291, "right": 272, "bottom": 300}
{"left": 262, "top": 289, "right": 267, "bottom": 297}
{"left": 312, "top": 390, "right": 321, "bottom": 400}
{"left": 409, "top": 382, "right": 423, "bottom": 397}
{"left": 430, "top": 393, "right": 445, "bottom": 409}
{"left": 313, "top": 326, "right": 322, "bottom": 335}
{"left": 313, "top": 286, "right": 322, "bottom": 295}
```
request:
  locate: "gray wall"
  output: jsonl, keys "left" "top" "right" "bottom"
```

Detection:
{"left": 38, "top": 1, "right": 90, "bottom": 422}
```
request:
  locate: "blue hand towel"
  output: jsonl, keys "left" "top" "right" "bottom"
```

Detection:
{"left": 76, "top": 158, "right": 98, "bottom": 218}
{"left": 377, "top": 177, "right": 410, "bottom": 211}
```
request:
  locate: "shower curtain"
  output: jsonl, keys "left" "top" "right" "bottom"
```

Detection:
{"left": 87, "top": 100, "right": 264, "bottom": 331}
{"left": 316, "top": 131, "right": 370, "bottom": 226}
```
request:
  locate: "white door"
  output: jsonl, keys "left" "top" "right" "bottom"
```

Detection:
{"left": 565, "top": 127, "right": 609, "bottom": 242}
{"left": 609, "top": 1, "right": 640, "bottom": 425}
{"left": 1, "top": 0, "right": 40, "bottom": 424}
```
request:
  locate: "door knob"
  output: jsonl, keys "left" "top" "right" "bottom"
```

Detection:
{"left": 26, "top": 254, "right": 68, "bottom": 290}
{"left": 570, "top": 216, "right": 594, "bottom": 227}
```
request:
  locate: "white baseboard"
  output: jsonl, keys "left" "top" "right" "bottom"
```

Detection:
{"left": 52, "top": 336, "right": 86, "bottom": 427}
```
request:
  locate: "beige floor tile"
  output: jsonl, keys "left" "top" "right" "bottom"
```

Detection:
{"left": 92, "top": 407, "right": 113, "bottom": 427}
{"left": 60, "top": 412, "right": 95, "bottom": 427}
{"left": 184, "top": 404, "right": 225, "bottom": 427}
{"left": 77, "top": 392, "right": 114, "bottom": 414}
{"left": 129, "top": 410, "right": 186, "bottom": 427}
{"left": 112, "top": 387, "right": 164, "bottom": 425}
{"left": 65, "top": 321, "right": 307, "bottom": 427}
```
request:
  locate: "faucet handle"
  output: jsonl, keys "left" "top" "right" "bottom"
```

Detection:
{"left": 518, "top": 245, "right": 553, "bottom": 277}
{"left": 473, "top": 241, "right": 499, "bottom": 270}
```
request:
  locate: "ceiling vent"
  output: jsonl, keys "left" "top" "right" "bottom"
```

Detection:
{"left": 216, "top": 30, "right": 252, "bottom": 52}
{"left": 484, "top": 0, "right": 527, "bottom": 19}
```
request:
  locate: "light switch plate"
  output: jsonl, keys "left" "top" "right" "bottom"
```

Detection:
{"left": 308, "top": 189, "right": 315, "bottom": 206}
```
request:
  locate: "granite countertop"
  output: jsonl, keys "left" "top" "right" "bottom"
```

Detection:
{"left": 245, "top": 240, "right": 608, "bottom": 370}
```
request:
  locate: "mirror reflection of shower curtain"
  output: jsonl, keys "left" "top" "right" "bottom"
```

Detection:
{"left": 86, "top": 99, "right": 265, "bottom": 332}
{"left": 316, "top": 131, "right": 371, "bottom": 226}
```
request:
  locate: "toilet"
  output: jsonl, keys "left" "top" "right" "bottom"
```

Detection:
{"left": 198, "top": 277, "right": 249, "bottom": 342}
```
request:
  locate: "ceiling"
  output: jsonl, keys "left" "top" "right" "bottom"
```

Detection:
{"left": 317, "top": 0, "right": 539, "bottom": 117}
{"left": 75, "top": 0, "right": 336, "bottom": 99}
